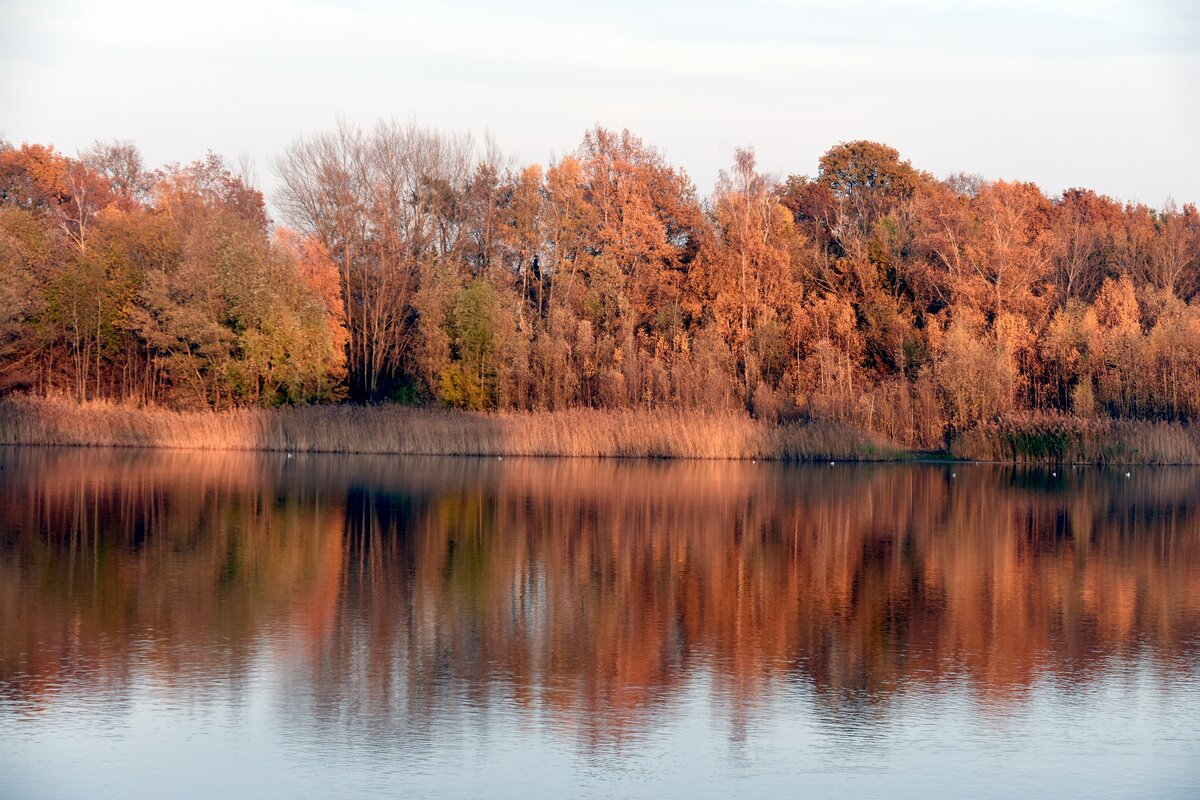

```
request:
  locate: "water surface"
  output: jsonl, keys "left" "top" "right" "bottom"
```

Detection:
{"left": 1, "top": 449, "right": 1199, "bottom": 798}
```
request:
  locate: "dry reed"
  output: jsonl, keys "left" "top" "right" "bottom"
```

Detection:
{"left": 0, "top": 395, "right": 903, "bottom": 461}
{"left": 950, "top": 412, "right": 1200, "bottom": 465}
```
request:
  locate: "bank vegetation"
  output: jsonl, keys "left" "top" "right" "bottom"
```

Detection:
{"left": 0, "top": 395, "right": 902, "bottom": 460}
{"left": 2, "top": 125, "right": 1198, "bottom": 460}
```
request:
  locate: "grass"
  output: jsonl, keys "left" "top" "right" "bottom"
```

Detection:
{"left": 950, "top": 412, "right": 1200, "bottom": 465}
{"left": 8, "top": 397, "right": 1197, "bottom": 464}
{"left": 0, "top": 395, "right": 904, "bottom": 461}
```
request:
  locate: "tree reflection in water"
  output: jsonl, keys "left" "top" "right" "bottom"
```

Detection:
{"left": 2, "top": 448, "right": 1199, "bottom": 752}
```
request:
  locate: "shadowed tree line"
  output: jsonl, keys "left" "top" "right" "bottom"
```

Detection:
{"left": 3, "top": 127, "right": 1198, "bottom": 445}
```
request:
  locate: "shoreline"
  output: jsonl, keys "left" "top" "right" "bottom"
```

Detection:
{"left": 2, "top": 396, "right": 1198, "bottom": 465}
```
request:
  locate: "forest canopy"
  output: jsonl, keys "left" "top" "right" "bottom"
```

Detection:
{"left": 2, "top": 125, "right": 1198, "bottom": 447}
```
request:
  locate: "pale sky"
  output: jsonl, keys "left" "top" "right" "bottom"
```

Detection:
{"left": 1, "top": 0, "right": 1197, "bottom": 209}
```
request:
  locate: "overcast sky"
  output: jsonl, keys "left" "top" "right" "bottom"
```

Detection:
{"left": 1, "top": 0, "right": 1197, "bottom": 208}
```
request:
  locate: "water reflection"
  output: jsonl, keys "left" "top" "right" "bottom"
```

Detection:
{"left": 2, "top": 449, "right": 1199, "bottom": 796}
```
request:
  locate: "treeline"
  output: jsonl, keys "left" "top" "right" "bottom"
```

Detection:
{"left": 0, "top": 143, "right": 346, "bottom": 408}
{"left": 2, "top": 125, "right": 1198, "bottom": 446}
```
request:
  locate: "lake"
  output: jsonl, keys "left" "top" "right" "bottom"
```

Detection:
{"left": 1, "top": 448, "right": 1198, "bottom": 798}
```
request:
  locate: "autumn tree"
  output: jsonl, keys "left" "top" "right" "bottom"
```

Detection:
{"left": 4, "top": 126, "right": 1200, "bottom": 442}
{"left": 817, "top": 140, "right": 920, "bottom": 236}
{"left": 121, "top": 155, "right": 348, "bottom": 408}
{"left": 276, "top": 120, "right": 473, "bottom": 400}
{"left": 1089, "top": 275, "right": 1145, "bottom": 417}
{"left": 699, "top": 148, "right": 797, "bottom": 399}
{"left": 934, "top": 310, "right": 1017, "bottom": 430}
{"left": 1049, "top": 188, "right": 1121, "bottom": 304}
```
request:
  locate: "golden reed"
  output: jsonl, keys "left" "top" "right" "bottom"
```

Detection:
{"left": 0, "top": 395, "right": 901, "bottom": 461}
{"left": 950, "top": 412, "right": 1200, "bottom": 464}
{"left": 7, "top": 397, "right": 1197, "bottom": 463}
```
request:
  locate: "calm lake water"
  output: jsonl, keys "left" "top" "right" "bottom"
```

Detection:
{"left": 1, "top": 448, "right": 1199, "bottom": 799}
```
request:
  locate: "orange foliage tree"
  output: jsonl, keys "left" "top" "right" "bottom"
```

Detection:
{"left": 4, "top": 128, "right": 1200, "bottom": 441}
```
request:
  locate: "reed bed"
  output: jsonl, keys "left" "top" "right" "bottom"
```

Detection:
{"left": 0, "top": 395, "right": 903, "bottom": 461}
{"left": 950, "top": 413, "right": 1200, "bottom": 465}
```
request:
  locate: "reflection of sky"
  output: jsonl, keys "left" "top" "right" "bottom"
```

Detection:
{"left": 1, "top": 1, "right": 1196, "bottom": 207}
{"left": 3, "top": 651, "right": 1198, "bottom": 799}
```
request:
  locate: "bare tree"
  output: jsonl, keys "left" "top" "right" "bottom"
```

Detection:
{"left": 276, "top": 120, "right": 473, "bottom": 399}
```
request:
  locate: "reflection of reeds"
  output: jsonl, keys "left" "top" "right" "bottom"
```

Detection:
{"left": 0, "top": 395, "right": 902, "bottom": 461}
{"left": 952, "top": 412, "right": 1200, "bottom": 464}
